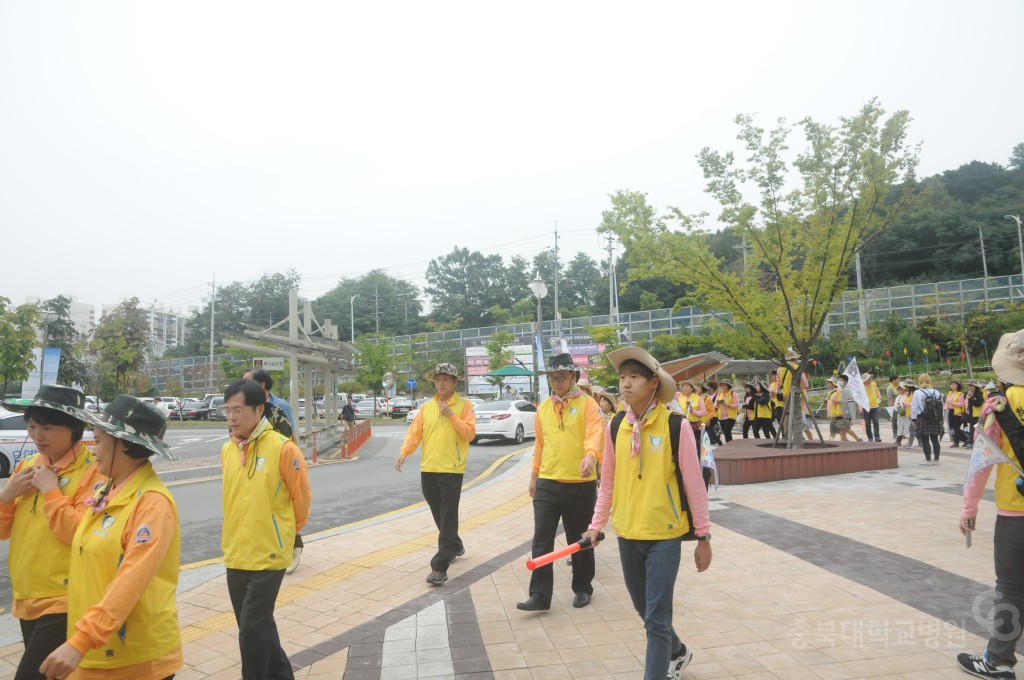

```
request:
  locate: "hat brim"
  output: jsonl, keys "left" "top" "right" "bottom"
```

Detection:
{"left": 423, "top": 370, "right": 464, "bottom": 381}
{"left": 86, "top": 411, "right": 177, "bottom": 460}
{"left": 606, "top": 348, "right": 676, "bottom": 404}
{"left": 992, "top": 332, "right": 1024, "bottom": 386}
{"left": 1, "top": 398, "right": 91, "bottom": 423}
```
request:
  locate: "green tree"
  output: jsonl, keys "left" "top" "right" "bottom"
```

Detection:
{"left": 91, "top": 298, "right": 150, "bottom": 393}
{"left": 314, "top": 269, "right": 423, "bottom": 339}
{"left": 582, "top": 326, "right": 628, "bottom": 389}
{"left": 603, "top": 100, "right": 920, "bottom": 446}
{"left": 0, "top": 298, "right": 41, "bottom": 397}
{"left": 354, "top": 336, "right": 394, "bottom": 399}
{"left": 425, "top": 247, "right": 510, "bottom": 326}
{"left": 42, "top": 295, "right": 88, "bottom": 387}
{"left": 484, "top": 330, "right": 516, "bottom": 395}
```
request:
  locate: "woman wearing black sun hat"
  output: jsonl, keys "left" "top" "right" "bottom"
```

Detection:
{"left": 39, "top": 395, "right": 182, "bottom": 680}
{"left": 0, "top": 385, "right": 101, "bottom": 680}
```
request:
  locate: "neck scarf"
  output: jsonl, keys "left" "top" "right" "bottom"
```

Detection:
{"left": 231, "top": 417, "right": 271, "bottom": 466}
{"left": 625, "top": 396, "right": 659, "bottom": 459}
{"left": 551, "top": 386, "right": 583, "bottom": 430}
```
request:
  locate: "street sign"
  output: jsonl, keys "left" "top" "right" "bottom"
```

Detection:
{"left": 253, "top": 357, "right": 285, "bottom": 371}
{"left": 406, "top": 378, "right": 417, "bottom": 389}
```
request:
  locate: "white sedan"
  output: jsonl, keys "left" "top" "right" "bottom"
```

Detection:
{"left": 406, "top": 397, "right": 485, "bottom": 424}
{"left": 472, "top": 399, "right": 537, "bottom": 444}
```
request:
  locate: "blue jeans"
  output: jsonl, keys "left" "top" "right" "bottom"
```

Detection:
{"left": 618, "top": 536, "right": 684, "bottom": 680}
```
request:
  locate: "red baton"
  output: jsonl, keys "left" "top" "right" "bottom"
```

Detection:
{"left": 526, "top": 533, "right": 605, "bottom": 571}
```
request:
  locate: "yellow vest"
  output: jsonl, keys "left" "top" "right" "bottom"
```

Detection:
{"left": 867, "top": 384, "right": 880, "bottom": 408}
{"left": 754, "top": 396, "right": 773, "bottom": 420}
{"left": 717, "top": 389, "right": 739, "bottom": 419}
{"left": 679, "top": 393, "right": 701, "bottom": 424}
{"left": 972, "top": 391, "right": 984, "bottom": 417}
{"left": 537, "top": 395, "right": 597, "bottom": 482}
{"left": 418, "top": 394, "right": 472, "bottom": 474}
{"left": 827, "top": 390, "right": 844, "bottom": 417}
{"left": 221, "top": 429, "right": 297, "bottom": 570}
{"left": 9, "top": 448, "right": 95, "bottom": 603}
{"left": 610, "top": 407, "right": 691, "bottom": 541}
{"left": 994, "top": 387, "right": 1024, "bottom": 513}
{"left": 948, "top": 390, "right": 964, "bottom": 416}
{"left": 69, "top": 465, "right": 180, "bottom": 669}
{"left": 769, "top": 381, "right": 784, "bottom": 408}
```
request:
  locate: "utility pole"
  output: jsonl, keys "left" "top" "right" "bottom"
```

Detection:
{"left": 209, "top": 274, "right": 216, "bottom": 391}
{"left": 733, "top": 232, "right": 750, "bottom": 276}
{"left": 552, "top": 223, "right": 561, "bottom": 331}
{"left": 605, "top": 232, "right": 617, "bottom": 323}
{"left": 374, "top": 285, "right": 380, "bottom": 334}
{"left": 979, "top": 227, "right": 990, "bottom": 312}
{"left": 854, "top": 249, "right": 867, "bottom": 341}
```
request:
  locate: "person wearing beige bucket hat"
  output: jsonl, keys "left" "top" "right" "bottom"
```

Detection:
{"left": 957, "top": 330, "right": 1024, "bottom": 678}
{"left": 39, "top": 395, "right": 182, "bottom": 680}
{"left": 0, "top": 385, "right": 103, "bottom": 680}
{"left": 583, "top": 347, "right": 711, "bottom": 680}
{"left": 397, "top": 362, "right": 476, "bottom": 587}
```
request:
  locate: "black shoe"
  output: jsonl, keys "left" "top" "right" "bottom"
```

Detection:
{"left": 454, "top": 547, "right": 466, "bottom": 561}
{"left": 957, "top": 651, "right": 1016, "bottom": 679}
{"left": 425, "top": 570, "right": 448, "bottom": 586}
{"left": 516, "top": 595, "right": 550, "bottom": 611}
{"left": 572, "top": 592, "right": 591, "bottom": 608}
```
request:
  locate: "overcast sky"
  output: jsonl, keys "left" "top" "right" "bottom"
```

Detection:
{"left": 2, "top": 1, "right": 1021, "bottom": 315}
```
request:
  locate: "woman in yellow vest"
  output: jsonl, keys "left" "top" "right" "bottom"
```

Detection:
{"left": 583, "top": 348, "right": 711, "bottom": 680}
{"left": 715, "top": 378, "right": 740, "bottom": 443}
{"left": 0, "top": 386, "right": 100, "bottom": 680}
{"left": 595, "top": 390, "right": 618, "bottom": 426}
{"left": 677, "top": 381, "right": 705, "bottom": 439}
{"left": 40, "top": 395, "right": 181, "bottom": 680}
{"left": 945, "top": 380, "right": 966, "bottom": 447}
{"left": 752, "top": 381, "right": 776, "bottom": 439}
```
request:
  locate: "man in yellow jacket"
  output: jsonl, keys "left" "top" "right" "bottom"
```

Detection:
{"left": 517, "top": 353, "right": 604, "bottom": 612}
{"left": 397, "top": 363, "right": 476, "bottom": 586}
{"left": 221, "top": 379, "right": 311, "bottom": 680}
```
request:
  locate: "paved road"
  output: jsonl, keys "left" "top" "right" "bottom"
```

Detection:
{"left": 0, "top": 427, "right": 530, "bottom": 620}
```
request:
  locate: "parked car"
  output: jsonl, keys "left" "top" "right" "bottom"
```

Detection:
{"left": 405, "top": 396, "right": 486, "bottom": 424}
{"left": 0, "top": 407, "right": 97, "bottom": 478}
{"left": 472, "top": 399, "right": 537, "bottom": 444}
{"left": 169, "top": 398, "right": 210, "bottom": 420}
{"left": 297, "top": 398, "right": 325, "bottom": 420}
{"left": 389, "top": 397, "right": 413, "bottom": 419}
{"left": 208, "top": 396, "right": 226, "bottom": 420}
{"left": 355, "top": 398, "right": 387, "bottom": 419}
{"left": 84, "top": 396, "right": 107, "bottom": 412}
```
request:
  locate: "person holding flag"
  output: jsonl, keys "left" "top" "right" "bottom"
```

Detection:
{"left": 958, "top": 330, "right": 1024, "bottom": 679}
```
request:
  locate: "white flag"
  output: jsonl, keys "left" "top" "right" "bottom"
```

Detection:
{"left": 700, "top": 427, "right": 719, "bottom": 490}
{"left": 964, "top": 429, "right": 1024, "bottom": 486}
{"left": 844, "top": 358, "right": 870, "bottom": 411}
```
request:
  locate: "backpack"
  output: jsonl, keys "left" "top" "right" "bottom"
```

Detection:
{"left": 610, "top": 410, "right": 698, "bottom": 541}
{"left": 920, "top": 389, "right": 944, "bottom": 424}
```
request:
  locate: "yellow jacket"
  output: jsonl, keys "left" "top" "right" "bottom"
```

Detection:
{"left": 400, "top": 394, "right": 475, "bottom": 473}
{"left": 0, "top": 443, "right": 96, "bottom": 618}
{"left": 67, "top": 465, "right": 181, "bottom": 671}
{"left": 532, "top": 394, "right": 604, "bottom": 482}
{"left": 221, "top": 428, "right": 311, "bottom": 571}
{"left": 994, "top": 387, "right": 1024, "bottom": 513}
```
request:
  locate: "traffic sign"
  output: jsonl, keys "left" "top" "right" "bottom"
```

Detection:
{"left": 406, "top": 378, "right": 417, "bottom": 389}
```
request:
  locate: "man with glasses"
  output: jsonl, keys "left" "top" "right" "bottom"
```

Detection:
{"left": 221, "top": 379, "right": 311, "bottom": 679}
{"left": 517, "top": 353, "right": 604, "bottom": 611}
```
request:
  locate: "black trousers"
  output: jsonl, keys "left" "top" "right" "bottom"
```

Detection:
{"left": 753, "top": 417, "right": 776, "bottom": 439}
{"left": 720, "top": 418, "right": 736, "bottom": 443}
{"left": 16, "top": 613, "right": 66, "bottom": 680}
{"left": 742, "top": 417, "right": 753, "bottom": 438}
{"left": 226, "top": 568, "right": 294, "bottom": 680}
{"left": 948, "top": 414, "right": 965, "bottom": 444}
{"left": 528, "top": 479, "right": 598, "bottom": 604}
{"left": 421, "top": 472, "right": 464, "bottom": 573}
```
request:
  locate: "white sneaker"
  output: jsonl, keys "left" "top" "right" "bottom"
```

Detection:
{"left": 286, "top": 546, "right": 303, "bottom": 574}
{"left": 668, "top": 644, "right": 692, "bottom": 680}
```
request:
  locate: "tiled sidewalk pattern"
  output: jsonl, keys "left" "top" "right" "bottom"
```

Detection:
{"left": 0, "top": 430, "right": 1009, "bottom": 679}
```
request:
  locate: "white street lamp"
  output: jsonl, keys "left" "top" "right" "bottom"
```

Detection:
{"left": 1006, "top": 215, "right": 1024, "bottom": 283}
{"left": 528, "top": 273, "right": 548, "bottom": 398}
{"left": 349, "top": 294, "right": 360, "bottom": 344}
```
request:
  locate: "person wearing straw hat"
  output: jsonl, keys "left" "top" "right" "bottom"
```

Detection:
{"left": 752, "top": 381, "right": 776, "bottom": 439}
{"left": 517, "top": 353, "right": 604, "bottom": 611}
{"left": 221, "top": 379, "right": 311, "bottom": 680}
{"left": 893, "top": 381, "right": 914, "bottom": 447}
{"left": 0, "top": 386, "right": 101, "bottom": 680}
{"left": 777, "top": 349, "right": 815, "bottom": 442}
{"left": 397, "top": 362, "right": 476, "bottom": 586}
{"left": 715, "top": 377, "right": 740, "bottom": 443}
{"left": 38, "top": 395, "right": 181, "bottom": 680}
{"left": 594, "top": 389, "right": 618, "bottom": 426}
{"left": 958, "top": 330, "right": 1024, "bottom": 679}
{"left": 583, "top": 347, "right": 711, "bottom": 680}
{"left": 965, "top": 380, "right": 985, "bottom": 442}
